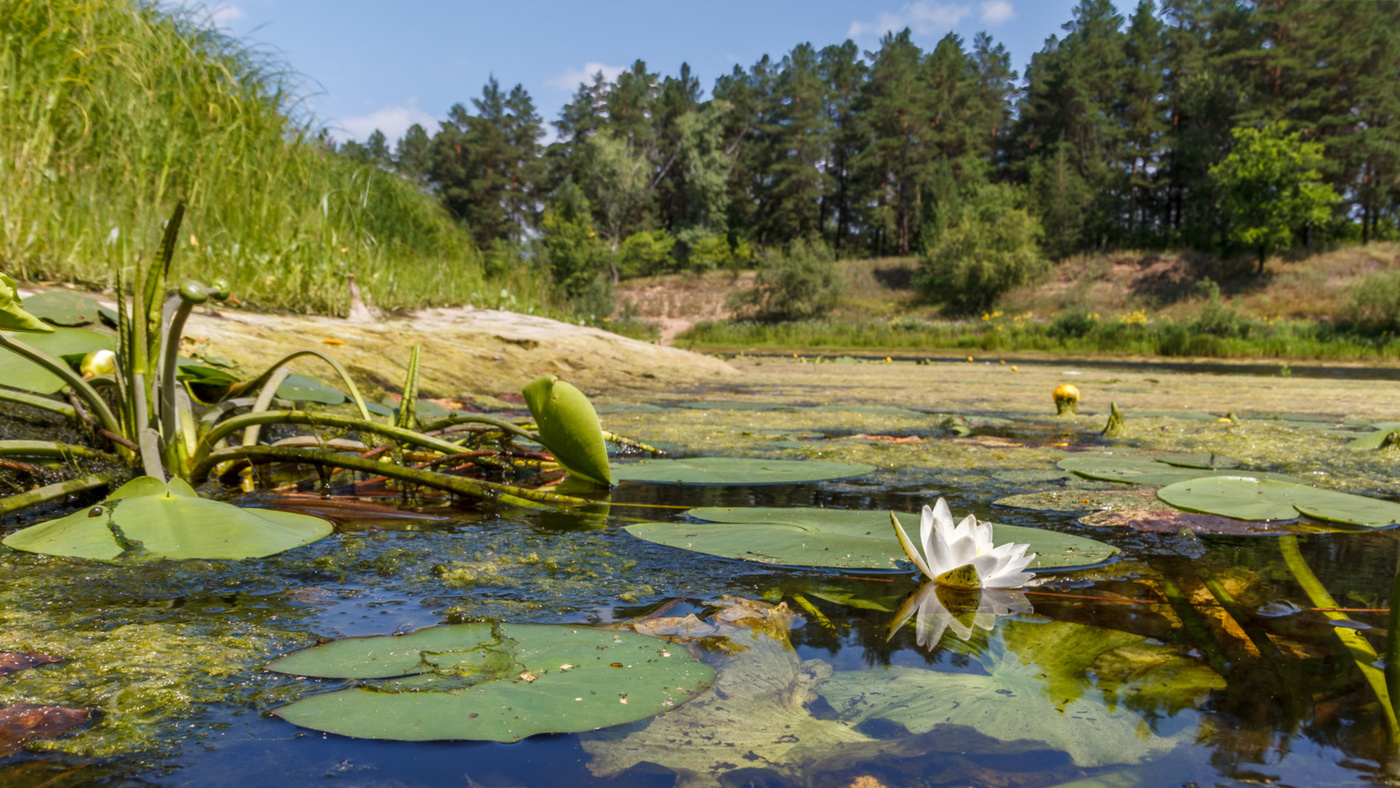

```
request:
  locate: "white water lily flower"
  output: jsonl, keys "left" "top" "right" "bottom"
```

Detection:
{"left": 891, "top": 498, "right": 1036, "bottom": 589}
{"left": 887, "top": 582, "right": 1034, "bottom": 648}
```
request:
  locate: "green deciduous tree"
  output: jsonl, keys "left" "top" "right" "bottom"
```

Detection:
{"left": 917, "top": 184, "right": 1046, "bottom": 313}
{"left": 1209, "top": 122, "right": 1339, "bottom": 272}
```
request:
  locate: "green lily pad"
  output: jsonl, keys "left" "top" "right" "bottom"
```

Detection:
{"left": 21, "top": 291, "right": 102, "bottom": 326}
{"left": 0, "top": 327, "right": 113, "bottom": 394}
{"left": 673, "top": 400, "right": 793, "bottom": 411}
{"left": 267, "top": 622, "right": 714, "bottom": 742}
{"left": 1348, "top": 429, "right": 1400, "bottom": 450}
{"left": 1151, "top": 452, "right": 1238, "bottom": 469}
{"left": 176, "top": 360, "right": 242, "bottom": 403}
{"left": 801, "top": 404, "right": 926, "bottom": 417}
{"left": 523, "top": 375, "right": 611, "bottom": 486}
{"left": 625, "top": 507, "right": 1118, "bottom": 571}
{"left": 1058, "top": 455, "right": 1295, "bottom": 487}
{"left": 1157, "top": 477, "right": 1400, "bottom": 528}
{"left": 821, "top": 619, "right": 1222, "bottom": 767}
{"left": 611, "top": 458, "right": 876, "bottom": 486}
{"left": 276, "top": 373, "right": 346, "bottom": 405}
{"left": 2, "top": 476, "right": 333, "bottom": 560}
{"left": 1131, "top": 410, "right": 1223, "bottom": 422}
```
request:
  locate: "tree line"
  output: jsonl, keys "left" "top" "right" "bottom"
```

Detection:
{"left": 341, "top": 0, "right": 1400, "bottom": 300}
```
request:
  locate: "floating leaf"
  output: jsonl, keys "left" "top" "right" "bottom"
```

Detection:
{"left": 1348, "top": 429, "right": 1400, "bottom": 450}
{"left": 1131, "top": 410, "right": 1222, "bottom": 422}
{"left": 1058, "top": 455, "right": 1294, "bottom": 487}
{"left": 268, "top": 622, "right": 713, "bottom": 742}
{"left": 674, "top": 400, "right": 794, "bottom": 411}
{"left": 611, "top": 458, "right": 875, "bottom": 486}
{"left": 21, "top": 291, "right": 102, "bottom": 326}
{"left": 0, "top": 651, "right": 62, "bottom": 676}
{"left": 0, "top": 327, "right": 112, "bottom": 394}
{"left": 1157, "top": 477, "right": 1400, "bottom": 528}
{"left": 2, "top": 476, "right": 333, "bottom": 560}
{"left": 625, "top": 507, "right": 1117, "bottom": 571}
{"left": 1151, "top": 452, "right": 1239, "bottom": 470}
{"left": 523, "top": 375, "right": 611, "bottom": 486}
{"left": 276, "top": 373, "right": 347, "bottom": 405}
{"left": 820, "top": 619, "right": 1221, "bottom": 767}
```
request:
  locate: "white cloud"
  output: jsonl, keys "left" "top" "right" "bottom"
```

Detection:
{"left": 545, "top": 62, "right": 626, "bottom": 91}
{"left": 848, "top": 2, "right": 973, "bottom": 38}
{"left": 979, "top": 0, "right": 1015, "bottom": 25}
{"left": 333, "top": 99, "right": 437, "bottom": 144}
{"left": 208, "top": 3, "right": 246, "bottom": 26}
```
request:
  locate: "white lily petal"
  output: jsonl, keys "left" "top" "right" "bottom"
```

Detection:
{"left": 892, "top": 511, "right": 934, "bottom": 579}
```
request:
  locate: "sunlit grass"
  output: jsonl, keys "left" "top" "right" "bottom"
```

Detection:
{"left": 0, "top": 0, "right": 553, "bottom": 315}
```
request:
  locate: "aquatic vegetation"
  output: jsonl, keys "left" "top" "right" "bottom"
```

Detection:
{"left": 626, "top": 507, "right": 1115, "bottom": 571}
{"left": 1052, "top": 383, "right": 1080, "bottom": 415}
{"left": 890, "top": 498, "right": 1036, "bottom": 589}
{"left": 610, "top": 456, "right": 875, "bottom": 485}
{"left": 267, "top": 622, "right": 714, "bottom": 741}
{"left": 0, "top": 275, "right": 53, "bottom": 334}
{"left": 887, "top": 582, "right": 1033, "bottom": 647}
{"left": 1158, "top": 476, "right": 1400, "bottom": 527}
{"left": 2, "top": 477, "right": 330, "bottom": 560}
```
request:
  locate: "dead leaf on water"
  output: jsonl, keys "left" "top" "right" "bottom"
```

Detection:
{"left": 0, "top": 651, "right": 62, "bottom": 676}
{"left": 0, "top": 703, "right": 92, "bottom": 757}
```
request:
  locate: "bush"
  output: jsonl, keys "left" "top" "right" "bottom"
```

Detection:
{"left": 540, "top": 182, "right": 607, "bottom": 297}
{"left": 617, "top": 230, "right": 676, "bottom": 278}
{"left": 916, "top": 184, "right": 1046, "bottom": 314}
{"left": 1189, "top": 278, "right": 1252, "bottom": 338}
{"left": 1048, "top": 305, "right": 1099, "bottom": 339}
{"left": 745, "top": 238, "right": 844, "bottom": 321}
{"left": 1346, "top": 270, "right": 1400, "bottom": 334}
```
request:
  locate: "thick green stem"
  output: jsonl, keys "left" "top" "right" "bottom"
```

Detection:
{"left": 231, "top": 350, "right": 373, "bottom": 422}
{"left": 0, "top": 441, "right": 112, "bottom": 461}
{"left": 0, "top": 474, "right": 109, "bottom": 516}
{"left": 1279, "top": 535, "right": 1400, "bottom": 739}
{"left": 194, "top": 410, "right": 470, "bottom": 469}
{"left": 0, "top": 389, "right": 76, "bottom": 420}
{"left": 420, "top": 413, "right": 538, "bottom": 442}
{"left": 0, "top": 334, "right": 122, "bottom": 438}
{"left": 189, "top": 445, "right": 597, "bottom": 508}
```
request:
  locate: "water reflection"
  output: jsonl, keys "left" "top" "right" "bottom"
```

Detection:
{"left": 888, "top": 582, "right": 1033, "bottom": 649}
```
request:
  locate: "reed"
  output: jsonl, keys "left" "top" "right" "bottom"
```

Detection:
{"left": 0, "top": 0, "right": 544, "bottom": 314}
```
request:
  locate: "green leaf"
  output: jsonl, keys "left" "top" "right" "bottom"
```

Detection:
{"left": 625, "top": 507, "right": 1118, "bottom": 571}
{"left": 20, "top": 291, "right": 102, "bottom": 327}
{"left": 1157, "top": 477, "right": 1400, "bottom": 528}
{"left": 0, "top": 327, "right": 114, "bottom": 393}
{"left": 522, "top": 375, "right": 611, "bottom": 486}
{"left": 611, "top": 458, "right": 875, "bottom": 486}
{"left": 2, "top": 476, "right": 333, "bottom": 560}
{"left": 0, "top": 274, "right": 55, "bottom": 333}
{"left": 820, "top": 619, "right": 1221, "bottom": 767}
{"left": 268, "top": 623, "right": 714, "bottom": 742}
{"left": 275, "top": 373, "right": 347, "bottom": 405}
{"left": 1058, "top": 455, "right": 1295, "bottom": 487}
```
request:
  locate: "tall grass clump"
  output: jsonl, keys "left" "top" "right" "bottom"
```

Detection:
{"left": 0, "top": 0, "right": 506, "bottom": 314}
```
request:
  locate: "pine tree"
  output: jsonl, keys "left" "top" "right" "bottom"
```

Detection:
{"left": 817, "top": 40, "right": 868, "bottom": 252}
{"left": 761, "top": 42, "right": 831, "bottom": 243}
{"left": 856, "top": 29, "right": 932, "bottom": 256}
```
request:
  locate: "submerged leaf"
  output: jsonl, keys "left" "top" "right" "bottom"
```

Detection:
{"left": 268, "top": 623, "right": 714, "bottom": 742}
{"left": 523, "top": 375, "right": 611, "bottom": 486}
{"left": 611, "top": 458, "right": 876, "bottom": 486}
{"left": 0, "top": 703, "right": 92, "bottom": 758}
{"left": 625, "top": 507, "right": 1117, "bottom": 571}
{"left": 821, "top": 619, "right": 1220, "bottom": 767}
{"left": 1078, "top": 508, "right": 1309, "bottom": 535}
{"left": 0, "top": 651, "right": 62, "bottom": 676}
{"left": 2, "top": 476, "right": 333, "bottom": 560}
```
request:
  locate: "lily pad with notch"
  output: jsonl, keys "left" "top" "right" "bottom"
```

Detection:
{"left": 1058, "top": 455, "right": 1296, "bottom": 487}
{"left": 611, "top": 458, "right": 876, "bottom": 486}
{"left": 2, "top": 476, "right": 333, "bottom": 560}
{"left": 625, "top": 507, "right": 1118, "bottom": 571}
{"left": 1156, "top": 477, "right": 1400, "bottom": 528}
{"left": 267, "top": 622, "right": 714, "bottom": 742}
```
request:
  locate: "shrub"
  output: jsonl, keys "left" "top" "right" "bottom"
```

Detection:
{"left": 746, "top": 238, "right": 844, "bottom": 321}
{"left": 916, "top": 184, "right": 1046, "bottom": 314}
{"left": 1189, "top": 278, "right": 1251, "bottom": 338}
{"left": 1346, "top": 270, "right": 1400, "bottom": 334}
{"left": 1048, "top": 306, "right": 1099, "bottom": 339}
{"left": 540, "top": 182, "right": 607, "bottom": 297}
{"left": 617, "top": 230, "right": 676, "bottom": 278}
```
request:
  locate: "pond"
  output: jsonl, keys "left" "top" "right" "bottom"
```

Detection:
{"left": 2, "top": 356, "right": 1400, "bottom": 787}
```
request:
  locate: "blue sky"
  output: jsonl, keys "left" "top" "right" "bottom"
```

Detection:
{"left": 208, "top": 1, "right": 1134, "bottom": 145}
